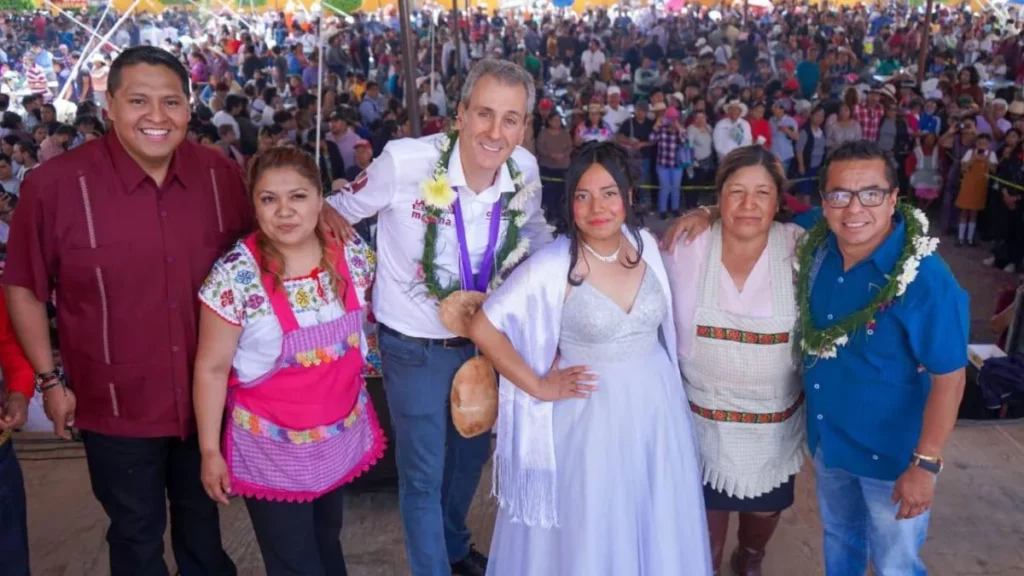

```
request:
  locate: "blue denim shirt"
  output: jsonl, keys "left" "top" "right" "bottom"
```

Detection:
{"left": 793, "top": 209, "right": 969, "bottom": 481}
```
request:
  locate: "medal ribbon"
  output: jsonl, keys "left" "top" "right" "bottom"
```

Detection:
{"left": 453, "top": 195, "right": 503, "bottom": 293}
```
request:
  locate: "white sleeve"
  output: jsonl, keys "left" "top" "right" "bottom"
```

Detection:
{"left": 516, "top": 155, "right": 554, "bottom": 253}
{"left": 712, "top": 121, "right": 731, "bottom": 158}
{"left": 742, "top": 121, "right": 753, "bottom": 146}
{"left": 326, "top": 147, "right": 399, "bottom": 224}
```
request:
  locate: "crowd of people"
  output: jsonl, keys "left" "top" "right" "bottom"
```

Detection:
{"left": 0, "top": 1, "right": 1015, "bottom": 575}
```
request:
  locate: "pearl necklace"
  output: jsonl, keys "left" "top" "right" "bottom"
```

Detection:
{"left": 582, "top": 239, "right": 622, "bottom": 264}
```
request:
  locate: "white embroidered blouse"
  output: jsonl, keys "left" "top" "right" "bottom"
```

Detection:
{"left": 198, "top": 237, "right": 377, "bottom": 382}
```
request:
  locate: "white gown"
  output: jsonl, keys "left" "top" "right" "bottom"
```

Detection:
{"left": 487, "top": 268, "right": 713, "bottom": 576}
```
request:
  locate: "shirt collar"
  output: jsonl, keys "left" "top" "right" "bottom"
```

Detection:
{"left": 105, "top": 131, "right": 190, "bottom": 194}
{"left": 447, "top": 138, "right": 515, "bottom": 205}
{"left": 826, "top": 209, "right": 906, "bottom": 274}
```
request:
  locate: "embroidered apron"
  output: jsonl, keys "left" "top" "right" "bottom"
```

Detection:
{"left": 223, "top": 236, "right": 386, "bottom": 503}
{"left": 681, "top": 223, "right": 805, "bottom": 499}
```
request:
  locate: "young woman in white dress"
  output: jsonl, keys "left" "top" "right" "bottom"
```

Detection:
{"left": 467, "top": 142, "right": 712, "bottom": 576}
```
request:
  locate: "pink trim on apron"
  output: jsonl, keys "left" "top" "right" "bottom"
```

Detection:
{"left": 222, "top": 234, "right": 386, "bottom": 502}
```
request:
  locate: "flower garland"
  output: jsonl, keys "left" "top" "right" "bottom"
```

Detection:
{"left": 795, "top": 203, "right": 939, "bottom": 359}
{"left": 419, "top": 131, "right": 538, "bottom": 301}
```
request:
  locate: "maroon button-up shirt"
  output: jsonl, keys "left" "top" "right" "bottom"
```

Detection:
{"left": 4, "top": 132, "right": 252, "bottom": 438}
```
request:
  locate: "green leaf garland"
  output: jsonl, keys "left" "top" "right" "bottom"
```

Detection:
{"left": 418, "top": 131, "right": 530, "bottom": 301}
{"left": 795, "top": 203, "right": 935, "bottom": 359}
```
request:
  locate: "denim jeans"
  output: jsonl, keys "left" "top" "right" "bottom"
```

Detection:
{"left": 0, "top": 439, "right": 29, "bottom": 576}
{"left": 656, "top": 165, "right": 683, "bottom": 213}
{"left": 636, "top": 158, "right": 652, "bottom": 207}
{"left": 814, "top": 448, "right": 929, "bottom": 576}
{"left": 378, "top": 329, "right": 492, "bottom": 576}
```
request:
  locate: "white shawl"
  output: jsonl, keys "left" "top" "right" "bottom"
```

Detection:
{"left": 482, "top": 226, "right": 681, "bottom": 527}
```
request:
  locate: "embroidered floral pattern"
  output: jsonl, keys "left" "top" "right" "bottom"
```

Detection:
{"left": 291, "top": 332, "right": 363, "bottom": 368}
{"left": 689, "top": 393, "right": 805, "bottom": 424}
{"left": 198, "top": 237, "right": 381, "bottom": 375}
{"left": 232, "top": 390, "right": 369, "bottom": 445}
{"left": 696, "top": 325, "right": 791, "bottom": 345}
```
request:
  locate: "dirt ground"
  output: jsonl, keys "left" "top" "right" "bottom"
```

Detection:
{"left": 15, "top": 224, "right": 1024, "bottom": 576}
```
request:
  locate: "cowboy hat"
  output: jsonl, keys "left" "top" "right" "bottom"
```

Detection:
{"left": 1009, "top": 101, "right": 1024, "bottom": 116}
{"left": 723, "top": 99, "right": 748, "bottom": 116}
{"left": 872, "top": 84, "right": 898, "bottom": 102}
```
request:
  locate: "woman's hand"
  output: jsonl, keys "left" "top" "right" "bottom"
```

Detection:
{"left": 319, "top": 204, "right": 356, "bottom": 242}
{"left": 201, "top": 451, "right": 232, "bottom": 505}
{"left": 532, "top": 354, "right": 598, "bottom": 402}
{"left": 660, "top": 207, "right": 715, "bottom": 251}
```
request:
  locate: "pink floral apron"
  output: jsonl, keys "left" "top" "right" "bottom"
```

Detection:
{"left": 223, "top": 235, "right": 386, "bottom": 502}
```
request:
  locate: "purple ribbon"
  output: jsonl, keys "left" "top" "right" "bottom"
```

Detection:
{"left": 453, "top": 196, "right": 503, "bottom": 293}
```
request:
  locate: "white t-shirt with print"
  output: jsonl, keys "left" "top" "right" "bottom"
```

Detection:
{"left": 327, "top": 134, "right": 552, "bottom": 339}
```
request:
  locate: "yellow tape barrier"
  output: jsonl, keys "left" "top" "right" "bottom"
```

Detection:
{"left": 539, "top": 175, "right": 821, "bottom": 191}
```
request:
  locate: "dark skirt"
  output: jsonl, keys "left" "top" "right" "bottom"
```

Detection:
{"left": 703, "top": 475, "right": 796, "bottom": 513}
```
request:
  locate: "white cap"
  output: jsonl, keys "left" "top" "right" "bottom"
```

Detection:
{"left": 607, "top": 86, "right": 621, "bottom": 96}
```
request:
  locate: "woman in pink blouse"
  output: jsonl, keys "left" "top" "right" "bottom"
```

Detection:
{"left": 193, "top": 147, "right": 385, "bottom": 575}
{"left": 662, "top": 146, "right": 805, "bottom": 576}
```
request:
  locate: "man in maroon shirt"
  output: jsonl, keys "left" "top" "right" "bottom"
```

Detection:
{"left": 3, "top": 46, "right": 248, "bottom": 576}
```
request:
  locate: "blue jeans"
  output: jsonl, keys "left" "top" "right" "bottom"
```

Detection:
{"left": 814, "top": 448, "right": 929, "bottom": 576}
{"left": 379, "top": 329, "right": 492, "bottom": 575}
{"left": 656, "top": 165, "right": 683, "bottom": 213}
{"left": 0, "top": 439, "right": 29, "bottom": 576}
{"left": 636, "top": 158, "right": 652, "bottom": 206}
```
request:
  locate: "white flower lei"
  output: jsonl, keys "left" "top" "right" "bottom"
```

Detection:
{"left": 798, "top": 206, "right": 939, "bottom": 359}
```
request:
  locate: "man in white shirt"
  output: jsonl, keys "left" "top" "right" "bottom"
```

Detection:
{"left": 211, "top": 94, "right": 242, "bottom": 140}
{"left": 603, "top": 86, "right": 631, "bottom": 133}
{"left": 581, "top": 39, "right": 606, "bottom": 78}
{"left": 327, "top": 60, "right": 551, "bottom": 576}
{"left": 713, "top": 99, "right": 753, "bottom": 159}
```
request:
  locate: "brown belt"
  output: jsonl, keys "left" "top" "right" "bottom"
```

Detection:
{"left": 689, "top": 392, "right": 805, "bottom": 424}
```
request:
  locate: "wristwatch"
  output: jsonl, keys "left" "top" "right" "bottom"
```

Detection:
{"left": 33, "top": 368, "right": 65, "bottom": 394}
{"left": 910, "top": 452, "right": 943, "bottom": 475}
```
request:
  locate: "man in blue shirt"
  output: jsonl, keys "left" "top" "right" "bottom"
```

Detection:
{"left": 662, "top": 141, "right": 969, "bottom": 575}
{"left": 359, "top": 82, "right": 383, "bottom": 128}
{"left": 795, "top": 141, "right": 968, "bottom": 576}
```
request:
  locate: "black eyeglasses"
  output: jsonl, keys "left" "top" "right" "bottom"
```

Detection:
{"left": 821, "top": 188, "right": 892, "bottom": 209}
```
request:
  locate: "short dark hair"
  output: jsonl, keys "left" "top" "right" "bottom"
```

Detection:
{"left": 225, "top": 94, "right": 246, "bottom": 113}
{"left": 42, "top": 103, "right": 55, "bottom": 114}
{"left": 366, "top": 81, "right": 379, "bottom": 91}
{"left": 55, "top": 124, "right": 77, "bottom": 138}
{"left": 15, "top": 140, "right": 38, "bottom": 162}
{"left": 108, "top": 46, "right": 190, "bottom": 97}
{"left": 0, "top": 153, "right": 12, "bottom": 165}
{"left": 821, "top": 140, "right": 899, "bottom": 193}
{"left": 1, "top": 134, "right": 20, "bottom": 148}
{"left": 272, "top": 110, "right": 293, "bottom": 125}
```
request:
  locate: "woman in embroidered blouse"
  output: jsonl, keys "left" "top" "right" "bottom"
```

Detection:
{"left": 193, "top": 147, "right": 385, "bottom": 576}
{"left": 662, "top": 146, "right": 805, "bottom": 576}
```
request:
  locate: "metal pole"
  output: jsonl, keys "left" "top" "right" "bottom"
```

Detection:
{"left": 398, "top": 0, "right": 421, "bottom": 136}
{"left": 46, "top": 0, "right": 116, "bottom": 53}
{"left": 916, "top": 0, "right": 933, "bottom": 86}
{"left": 452, "top": 0, "right": 462, "bottom": 90}
{"left": 315, "top": 13, "right": 326, "bottom": 167}
{"left": 59, "top": 0, "right": 141, "bottom": 102}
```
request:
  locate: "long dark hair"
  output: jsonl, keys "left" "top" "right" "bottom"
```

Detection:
{"left": 554, "top": 141, "right": 644, "bottom": 286}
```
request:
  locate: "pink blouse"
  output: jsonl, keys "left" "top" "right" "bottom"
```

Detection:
{"left": 661, "top": 224, "right": 802, "bottom": 360}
